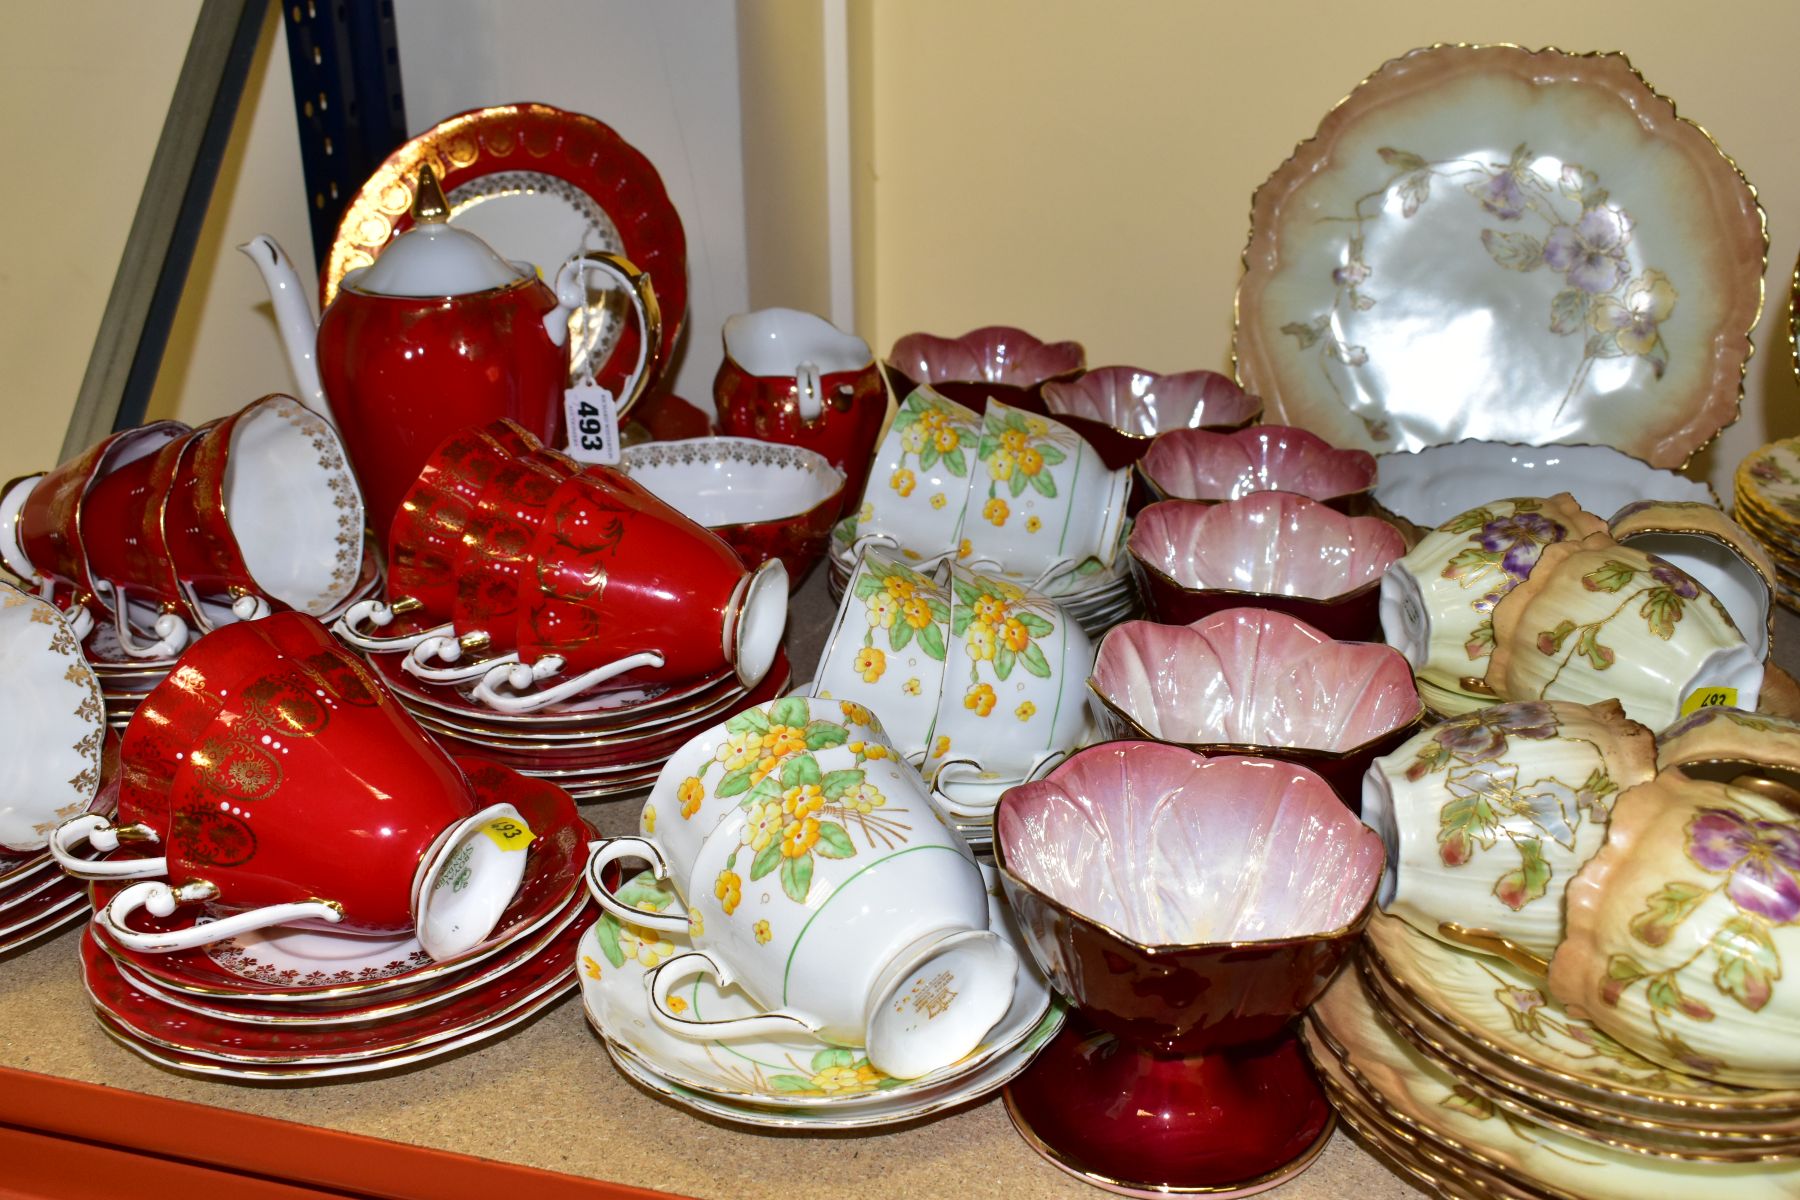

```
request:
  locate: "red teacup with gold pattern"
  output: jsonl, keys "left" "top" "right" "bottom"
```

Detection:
{"left": 91, "top": 613, "right": 531, "bottom": 960}
{"left": 14, "top": 421, "right": 190, "bottom": 627}
{"left": 471, "top": 470, "right": 789, "bottom": 713}
{"left": 80, "top": 427, "right": 200, "bottom": 656}
{"left": 335, "top": 419, "right": 544, "bottom": 653}
{"left": 402, "top": 452, "right": 578, "bottom": 684}
{"left": 51, "top": 616, "right": 332, "bottom": 878}
{"left": 161, "top": 395, "right": 363, "bottom": 631}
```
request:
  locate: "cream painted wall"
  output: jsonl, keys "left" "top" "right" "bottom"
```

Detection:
{"left": 146, "top": 9, "right": 314, "bottom": 429}
{"left": 851, "top": 0, "right": 1800, "bottom": 498}
{"left": 738, "top": 0, "right": 831, "bottom": 317}
{"left": 0, "top": 2, "right": 203, "bottom": 483}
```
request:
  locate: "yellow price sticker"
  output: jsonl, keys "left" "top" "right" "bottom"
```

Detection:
{"left": 481, "top": 816, "right": 535, "bottom": 852}
{"left": 1679, "top": 687, "right": 1739, "bottom": 718}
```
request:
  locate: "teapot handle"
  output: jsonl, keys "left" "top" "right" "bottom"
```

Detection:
{"left": 548, "top": 253, "right": 664, "bottom": 418}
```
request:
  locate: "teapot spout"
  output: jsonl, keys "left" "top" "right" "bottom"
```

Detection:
{"left": 238, "top": 235, "right": 332, "bottom": 424}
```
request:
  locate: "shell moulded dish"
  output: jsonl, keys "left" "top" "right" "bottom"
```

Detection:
{"left": 1374, "top": 439, "right": 1714, "bottom": 533}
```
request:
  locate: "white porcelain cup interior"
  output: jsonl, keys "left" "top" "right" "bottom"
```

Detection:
{"left": 224, "top": 397, "right": 364, "bottom": 615}
{"left": 413, "top": 801, "right": 533, "bottom": 960}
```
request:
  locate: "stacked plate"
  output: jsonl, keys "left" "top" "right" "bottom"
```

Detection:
{"left": 370, "top": 648, "right": 793, "bottom": 803}
{"left": 1303, "top": 913, "right": 1800, "bottom": 1198}
{"left": 582, "top": 865, "right": 1064, "bottom": 1128}
{"left": 85, "top": 551, "right": 380, "bottom": 731}
{"left": 0, "top": 815, "right": 101, "bottom": 957}
{"left": 1734, "top": 439, "right": 1800, "bottom": 613}
{"left": 824, "top": 516, "right": 1141, "bottom": 637}
{"left": 83, "top": 765, "right": 592, "bottom": 1079}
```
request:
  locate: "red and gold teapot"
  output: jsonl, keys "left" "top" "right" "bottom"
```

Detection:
{"left": 241, "top": 165, "right": 660, "bottom": 535}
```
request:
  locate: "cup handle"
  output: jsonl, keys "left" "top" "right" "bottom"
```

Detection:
{"left": 48, "top": 815, "right": 167, "bottom": 880}
{"left": 550, "top": 253, "right": 664, "bottom": 415}
{"left": 646, "top": 950, "right": 821, "bottom": 1041}
{"left": 178, "top": 582, "right": 272, "bottom": 634}
{"left": 230, "top": 591, "right": 272, "bottom": 622}
{"left": 39, "top": 581, "right": 95, "bottom": 642}
{"left": 106, "top": 587, "right": 190, "bottom": 660}
{"left": 94, "top": 880, "right": 344, "bottom": 954}
{"left": 402, "top": 634, "right": 515, "bottom": 684}
{"left": 795, "top": 361, "right": 825, "bottom": 422}
{"left": 582, "top": 837, "right": 689, "bottom": 933}
{"left": 330, "top": 597, "right": 448, "bottom": 653}
{"left": 470, "top": 651, "right": 666, "bottom": 714}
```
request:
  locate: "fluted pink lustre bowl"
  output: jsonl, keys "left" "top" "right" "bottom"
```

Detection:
{"left": 996, "top": 742, "right": 1384, "bottom": 1051}
{"left": 1126, "top": 494, "right": 1405, "bottom": 640}
{"left": 1138, "top": 425, "right": 1377, "bottom": 512}
{"left": 994, "top": 742, "right": 1383, "bottom": 1192}
{"left": 1040, "top": 367, "right": 1263, "bottom": 471}
{"left": 1089, "top": 609, "right": 1422, "bottom": 806}
{"left": 885, "top": 326, "right": 1085, "bottom": 416}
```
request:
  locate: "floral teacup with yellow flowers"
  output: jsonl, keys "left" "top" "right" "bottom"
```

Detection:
{"left": 811, "top": 549, "right": 952, "bottom": 764}
{"left": 923, "top": 563, "right": 1097, "bottom": 805}
{"left": 955, "top": 400, "right": 1131, "bottom": 591}
{"left": 855, "top": 386, "right": 983, "bottom": 566}
{"left": 584, "top": 695, "right": 1017, "bottom": 1080}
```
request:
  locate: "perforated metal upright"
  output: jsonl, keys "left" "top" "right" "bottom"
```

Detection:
{"left": 281, "top": 0, "right": 408, "bottom": 270}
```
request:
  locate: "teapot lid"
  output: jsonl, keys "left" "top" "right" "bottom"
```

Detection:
{"left": 345, "top": 165, "right": 528, "bottom": 298}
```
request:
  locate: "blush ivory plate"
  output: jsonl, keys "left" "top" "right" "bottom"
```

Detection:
{"left": 1306, "top": 968, "right": 1800, "bottom": 1200}
{"left": 325, "top": 103, "right": 686, "bottom": 401}
{"left": 88, "top": 773, "right": 587, "bottom": 1003}
{"left": 1361, "top": 912, "right": 1800, "bottom": 1120}
{"left": 1304, "top": 1021, "right": 1569, "bottom": 1200}
{"left": 1356, "top": 958, "right": 1800, "bottom": 1158}
{"left": 1235, "top": 44, "right": 1765, "bottom": 469}
{"left": 580, "top": 866, "right": 1055, "bottom": 1112}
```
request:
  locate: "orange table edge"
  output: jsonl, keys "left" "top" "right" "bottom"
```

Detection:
{"left": 0, "top": 1064, "right": 690, "bottom": 1200}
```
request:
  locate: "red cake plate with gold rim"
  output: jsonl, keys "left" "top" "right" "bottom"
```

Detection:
{"left": 83, "top": 915, "right": 582, "bottom": 1064}
{"left": 110, "top": 888, "right": 588, "bottom": 1027}
{"left": 325, "top": 103, "right": 687, "bottom": 408}
{"left": 92, "top": 980, "right": 574, "bottom": 1082}
{"left": 993, "top": 744, "right": 1384, "bottom": 1197}
{"left": 87, "top": 764, "right": 586, "bottom": 1005}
